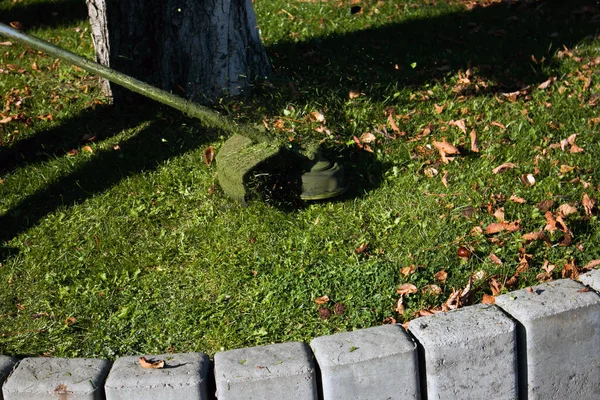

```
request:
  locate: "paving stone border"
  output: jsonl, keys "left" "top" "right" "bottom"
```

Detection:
{"left": 2, "top": 275, "right": 599, "bottom": 400}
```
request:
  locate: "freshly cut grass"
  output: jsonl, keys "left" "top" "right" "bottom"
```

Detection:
{"left": 1, "top": 0, "right": 599, "bottom": 358}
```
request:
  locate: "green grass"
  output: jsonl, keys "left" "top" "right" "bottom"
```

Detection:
{"left": 1, "top": 0, "right": 599, "bottom": 358}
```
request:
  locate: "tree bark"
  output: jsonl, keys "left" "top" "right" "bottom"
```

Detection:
{"left": 86, "top": 0, "right": 270, "bottom": 105}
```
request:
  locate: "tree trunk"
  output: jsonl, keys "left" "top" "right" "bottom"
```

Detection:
{"left": 85, "top": 0, "right": 270, "bottom": 105}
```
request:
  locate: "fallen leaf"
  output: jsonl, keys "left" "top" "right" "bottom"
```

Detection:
{"left": 395, "top": 297, "right": 405, "bottom": 313}
{"left": 434, "top": 270, "right": 448, "bottom": 284}
{"left": 509, "top": 195, "right": 526, "bottom": 204}
{"left": 64, "top": 316, "right": 76, "bottom": 326}
{"left": 490, "top": 121, "right": 506, "bottom": 129}
{"left": 492, "top": 163, "right": 517, "bottom": 174}
{"left": 401, "top": 265, "right": 416, "bottom": 277}
{"left": 493, "top": 207, "right": 505, "bottom": 222}
{"left": 0, "top": 116, "right": 13, "bottom": 124}
{"left": 481, "top": 294, "right": 495, "bottom": 304}
{"left": 434, "top": 104, "right": 445, "bottom": 114}
{"left": 484, "top": 220, "right": 520, "bottom": 235}
{"left": 309, "top": 111, "right": 325, "bottom": 123}
{"left": 559, "top": 164, "right": 575, "bottom": 174}
{"left": 0, "top": 41, "right": 12, "bottom": 46}
{"left": 538, "top": 77, "right": 556, "bottom": 90}
{"left": 422, "top": 284, "right": 442, "bottom": 295}
{"left": 66, "top": 149, "right": 79, "bottom": 156}
{"left": 397, "top": 283, "right": 418, "bottom": 296}
{"left": 203, "top": 146, "right": 215, "bottom": 166}
{"left": 359, "top": 132, "right": 376, "bottom": 144}
{"left": 388, "top": 113, "right": 401, "bottom": 133}
{"left": 469, "top": 129, "right": 479, "bottom": 152}
{"left": 82, "top": 145, "right": 93, "bottom": 154}
{"left": 570, "top": 144, "right": 584, "bottom": 153}
{"left": 441, "top": 170, "right": 449, "bottom": 188}
{"left": 521, "top": 174, "right": 536, "bottom": 186}
{"left": 113, "top": 145, "right": 121, "bottom": 151}
{"left": 583, "top": 260, "right": 600, "bottom": 270}
{"left": 561, "top": 259, "right": 578, "bottom": 279}
{"left": 505, "top": 275, "right": 518, "bottom": 288}
{"left": 432, "top": 140, "right": 460, "bottom": 156}
{"left": 382, "top": 316, "right": 397, "bottom": 324}
{"left": 577, "top": 287, "right": 590, "bottom": 293}
{"left": 526, "top": 287, "right": 534, "bottom": 294}
{"left": 582, "top": 193, "right": 594, "bottom": 216}
{"left": 9, "top": 21, "right": 24, "bottom": 30}
{"left": 557, "top": 203, "right": 578, "bottom": 218}
{"left": 536, "top": 199, "right": 554, "bottom": 212}
{"left": 314, "top": 295, "right": 330, "bottom": 305}
{"left": 489, "top": 253, "right": 503, "bottom": 266}
{"left": 139, "top": 357, "right": 165, "bottom": 369}
{"left": 522, "top": 230, "right": 549, "bottom": 243}
{"left": 348, "top": 90, "right": 361, "bottom": 99}
{"left": 355, "top": 243, "right": 368, "bottom": 254}
{"left": 490, "top": 277, "right": 503, "bottom": 296}
{"left": 424, "top": 167, "right": 439, "bottom": 178}
{"left": 449, "top": 119, "right": 467, "bottom": 134}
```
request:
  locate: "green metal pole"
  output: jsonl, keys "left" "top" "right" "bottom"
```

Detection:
{"left": 0, "top": 22, "right": 244, "bottom": 135}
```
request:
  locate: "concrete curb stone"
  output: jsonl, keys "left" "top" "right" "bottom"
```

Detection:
{"left": 579, "top": 268, "right": 600, "bottom": 291}
{"left": 495, "top": 279, "right": 600, "bottom": 400}
{"left": 2, "top": 357, "right": 111, "bottom": 400}
{"left": 0, "top": 356, "right": 17, "bottom": 400}
{"left": 104, "top": 352, "right": 210, "bottom": 400}
{"left": 408, "top": 303, "right": 517, "bottom": 400}
{"left": 214, "top": 341, "right": 317, "bottom": 400}
{"left": 310, "top": 324, "right": 419, "bottom": 400}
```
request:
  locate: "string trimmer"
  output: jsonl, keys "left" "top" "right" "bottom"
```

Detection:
{"left": 0, "top": 22, "right": 347, "bottom": 204}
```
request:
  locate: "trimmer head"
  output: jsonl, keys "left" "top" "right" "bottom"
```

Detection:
{"left": 216, "top": 135, "right": 348, "bottom": 204}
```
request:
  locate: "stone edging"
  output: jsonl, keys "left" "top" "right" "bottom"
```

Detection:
{"left": 1, "top": 271, "right": 599, "bottom": 399}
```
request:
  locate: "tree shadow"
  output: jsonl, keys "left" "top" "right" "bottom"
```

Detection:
{"left": 0, "top": 106, "right": 217, "bottom": 245}
{"left": 0, "top": 105, "right": 145, "bottom": 174}
{"left": 266, "top": 0, "right": 598, "bottom": 102}
{"left": 0, "top": 0, "right": 88, "bottom": 30}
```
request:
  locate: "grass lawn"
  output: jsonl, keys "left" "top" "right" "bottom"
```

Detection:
{"left": 1, "top": 0, "right": 599, "bottom": 358}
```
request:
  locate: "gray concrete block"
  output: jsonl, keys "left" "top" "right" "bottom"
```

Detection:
{"left": 0, "top": 356, "right": 18, "bottom": 400}
{"left": 579, "top": 269, "right": 600, "bottom": 292}
{"left": 2, "top": 357, "right": 111, "bottom": 400}
{"left": 104, "top": 352, "right": 209, "bottom": 400}
{"left": 408, "top": 304, "right": 517, "bottom": 400}
{"left": 496, "top": 279, "right": 600, "bottom": 400}
{"left": 214, "top": 342, "right": 317, "bottom": 400}
{"left": 310, "top": 324, "right": 420, "bottom": 400}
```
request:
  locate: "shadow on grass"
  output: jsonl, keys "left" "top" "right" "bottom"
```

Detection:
{"left": 0, "top": 105, "right": 217, "bottom": 245}
{"left": 0, "top": 105, "right": 144, "bottom": 174}
{"left": 0, "top": 0, "right": 88, "bottom": 30}
{"left": 266, "top": 0, "right": 598, "bottom": 103}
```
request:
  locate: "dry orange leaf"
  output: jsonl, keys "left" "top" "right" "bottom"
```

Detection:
{"left": 397, "top": 283, "right": 418, "bottom": 296}
{"left": 314, "top": 295, "right": 330, "bottom": 305}
{"left": 422, "top": 284, "right": 442, "bottom": 295}
{"left": 509, "top": 195, "right": 526, "bottom": 204}
{"left": 583, "top": 260, "right": 600, "bottom": 270}
{"left": 395, "top": 297, "right": 405, "bottom": 313}
{"left": 490, "top": 277, "right": 503, "bottom": 296}
{"left": 441, "top": 170, "right": 449, "bottom": 188}
{"left": 401, "top": 265, "right": 416, "bottom": 277}
{"left": 490, "top": 121, "right": 506, "bottom": 129}
{"left": 521, "top": 174, "right": 536, "bottom": 186}
{"left": 359, "top": 132, "right": 376, "bottom": 144}
{"left": 557, "top": 203, "right": 578, "bottom": 218}
{"left": 522, "top": 230, "right": 549, "bottom": 243}
{"left": 64, "top": 316, "right": 76, "bottom": 326}
{"left": 82, "top": 145, "right": 93, "bottom": 154}
{"left": 67, "top": 149, "right": 79, "bottom": 156}
{"left": 492, "top": 162, "right": 517, "bottom": 174}
{"left": 559, "top": 164, "right": 575, "bottom": 174}
{"left": 348, "top": 90, "right": 361, "bottom": 99}
{"left": 434, "top": 104, "right": 445, "bottom": 114}
{"left": 484, "top": 220, "right": 520, "bottom": 235}
{"left": 469, "top": 129, "right": 479, "bottom": 153}
{"left": 538, "top": 77, "right": 556, "bottom": 90}
{"left": 388, "top": 113, "right": 401, "bottom": 133}
{"left": 434, "top": 270, "right": 448, "bottom": 284}
{"left": 203, "top": 146, "right": 215, "bottom": 167}
{"left": 9, "top": 21, "right": 24, "bottom": 30}
{"left": 448, "top": 119, "right": 467, "bottom": 134}
{"left": 561, "top": 259, "right": 578, "bottom": 279}
{"left": 355, "top": 243, "right": 368, "bottom": 254}
{"left": 309, "top": 111, "right": 325, "bottom": 123}
{"left": 481, "top": 294, "right": 495, "bottom": 304}
{"left": 139, "top": 357, "right": 165, "bottom": 369}
{"left": 582, "top": 193, "right": 594, "bottom": 216}
{"left": 489, "top": 253, "right": 503, "bottom": 266}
